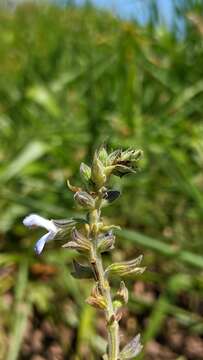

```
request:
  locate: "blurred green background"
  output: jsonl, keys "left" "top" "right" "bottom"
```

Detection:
{"left": 0, "top": 1, "right": 203, "bottom": 359}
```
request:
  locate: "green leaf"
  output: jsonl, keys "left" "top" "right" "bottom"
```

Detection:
{"left": 26, "top": 85, "right": 61, "bottom": 117}
{"left": 120, "top": 229, "right": 203, "bottom": 269}
{"left": 7, "top": 260, "right": 30, "bottom": 360}
{"left": 1, "top": 141, "right": 47, "bottom": 182}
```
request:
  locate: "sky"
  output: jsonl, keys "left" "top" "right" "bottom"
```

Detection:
{"left": 74, "top": 0, "right": 174, "bottom": 27}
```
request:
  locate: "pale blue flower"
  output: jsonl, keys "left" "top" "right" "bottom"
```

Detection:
{"left": 23, "top": 214, "right": 58, "bottom": 254}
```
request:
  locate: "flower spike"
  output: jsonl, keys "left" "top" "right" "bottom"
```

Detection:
{"left": 23, "top": 146, "right": 144, "bottom": 358}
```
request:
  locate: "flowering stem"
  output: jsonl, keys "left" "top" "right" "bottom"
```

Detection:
{"left": 23, "top": 147, "right": 144, "bottom": 359}
{"left": 89, "top": 195, "right": 119, "bottom": 360}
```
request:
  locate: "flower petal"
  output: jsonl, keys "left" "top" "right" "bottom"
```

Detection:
{"left": 34, "top": 231, "right": 55, "bottom": 255}
{"left": 23, "top": 214, "right": 57, "bottom": 232}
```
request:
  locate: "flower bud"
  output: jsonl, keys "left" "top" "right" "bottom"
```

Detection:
{"left": 63, "top": 228, "right": 91, "bottom": 254}
{"left": 120, "top": 149, "right": 143, "bottom": 162}
{"left": 53, "top": 218, "right": 87, "bottom": 242}
{"left": 105, "top": 163, "right": 136, "bottom": 178}
{"left": 80, "top": 162, "right": 91, "bottom": 182}
{"left": 105, "top": 148, "right": 143, "bottom": 178}
{"left": 91, "top": 153, "right": 106, "bottom": 189}
{"left": 74, "top": 191, "right": 95, "bottom": 209}
{"left": 114, "top": 281, "right": 128, "bottom": 305}
{"left": 112, "top": 164, "right": 136, "bottom": 177}
{"left": 86, "top": 284, "right": 107, "bottom": 310}
{"left": 108, "top": 149, "right": 121, "bottom": 164}
{"left": 119, "top": 334, "right": 143, "bottom": 359}
{"left": 105, "top": 255, "right": 145, "bottom": 278}
{"left": 97, "top": 232, "right": 115, "bottom": 253}
{"left": 131, "top": 149, "right": 143, "bottom": 161}
{"left": 97, "top": 147, "right": 108, "bottom": 165}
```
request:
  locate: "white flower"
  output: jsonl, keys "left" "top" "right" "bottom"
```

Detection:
{"left": 23, "top": 214, "right": 58, "bottom": 255}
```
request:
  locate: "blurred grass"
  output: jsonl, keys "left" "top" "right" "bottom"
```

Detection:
{"left": 0, "top": 1, "right": 203, "bottom": 359}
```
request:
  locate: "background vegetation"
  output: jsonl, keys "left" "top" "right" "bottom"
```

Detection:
{"left": 0, "top": 1, "right": 203, "bottom": 359}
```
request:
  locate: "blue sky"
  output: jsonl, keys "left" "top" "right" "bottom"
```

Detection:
{"left": 74, "top": 0, "right": 174, "bottom": 27}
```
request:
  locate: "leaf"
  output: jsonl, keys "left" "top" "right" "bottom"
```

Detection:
{"left": 26, "top": 85, "right": 61, "bottom": 117}
{"left": 7, "top": 260, "right": 30, "bottom": 360}
{"left": 120, "top": 229, "right": 203, "bottom": 269}
{"left": 0, "top": 141, "right": 47, "bottom": 182}
{"left": 143, "top": 296, "right": 170, "bottom": 343}
{"left": 76, "top": 302, "right": 95, "bottom": 356}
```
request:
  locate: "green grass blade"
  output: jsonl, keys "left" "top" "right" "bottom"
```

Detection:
{"left": 120, "top": 229, "right": 203, "bottom": 269}
{"left": 7, "top": 259, "right": 30, "bottom": 360}
{"left": 1, "top": 141, "right": 47, "bottom": 182}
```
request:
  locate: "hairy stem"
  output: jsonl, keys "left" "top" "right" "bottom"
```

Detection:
{"left": 89, "top": 197, "right": 119, "bottom": 360}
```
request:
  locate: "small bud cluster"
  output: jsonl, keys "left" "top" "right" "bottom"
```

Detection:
{"left": 23, "top": 147, "right": 144, "bottom": 360}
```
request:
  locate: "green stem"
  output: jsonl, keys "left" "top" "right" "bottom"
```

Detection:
{"left": 89, "top": 198, "right": 119, "bottom": 360}
{"left": 97, "top": 254, "right": 119, "bottom": 359}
